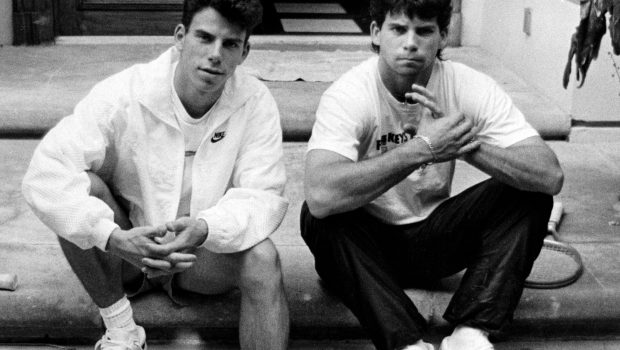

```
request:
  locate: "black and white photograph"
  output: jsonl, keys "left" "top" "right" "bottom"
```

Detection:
{"left": 0, "top": 0, "right": 620, "bottom": 349}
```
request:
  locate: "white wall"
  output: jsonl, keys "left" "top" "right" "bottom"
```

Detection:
{"left": 461, "top": 0, "right": 483, "bottom": 46}
{"left": 463, "top": 0, "right": 620, "bottom": 122}
{"left": 571, "top": 38, "right": 620, "bottom": 121}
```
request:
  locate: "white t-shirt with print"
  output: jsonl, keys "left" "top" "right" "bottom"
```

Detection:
{"left": 308, "top": 56, "right": 539, "bottom": 225}
{"left": 170, "top": 63, "right": 214, "bottom": 219}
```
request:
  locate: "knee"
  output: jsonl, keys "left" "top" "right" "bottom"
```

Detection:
{"left": 508, "top": 189, "right": 553, "bottom": 247}
{"left": 516, "top": 188, "right": 554, "bottom": 221}
{"left": 300, "top": 202, "right": 323, "bottom": 249}
{"left": 300, "top": 201, "right": 354, "bottom": 249}
{"left": 300, "top": 202, "right": 322, "bottom": 239}
{"left": 490, "top": 179, "right": 553, "bottom": 217}
{"left": 87, "top": 172, "right": 111, "bottom": 200}
{"left": 238, "top": 239, "right": 284, "bottom": 297}
{"left": 57, "top": 234, "right": 82, "bottom": 257}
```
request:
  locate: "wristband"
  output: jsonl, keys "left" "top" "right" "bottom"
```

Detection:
{"left": 413, "top": 135, "right": 437, "bottom": 169}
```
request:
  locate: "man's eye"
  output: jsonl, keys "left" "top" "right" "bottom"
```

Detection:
{"left": 417, "top": 28, "right": 434, "bottom": 35}
{"left": 197, "top": 34, "right": 213, "bottom": 42}
{"left": 392, "top": 26, "right": 406, "bottom": 34}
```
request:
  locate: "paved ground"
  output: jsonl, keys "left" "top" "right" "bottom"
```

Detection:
{"left": 1, "top": 37, "right": 620, "bottom": 348}
{"left": 3, "top": 339, "right": 620, "bottom": 350}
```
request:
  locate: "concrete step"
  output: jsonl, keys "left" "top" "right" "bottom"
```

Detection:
{"left": 0, "top": 43, "right": 569, "bottom": 140}
{"left": 2, "top": 140, "right": 620, "bottom": 344}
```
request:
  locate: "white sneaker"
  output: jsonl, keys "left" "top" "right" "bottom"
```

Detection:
{"left": 402, "top": 339, "right": 435, "bottom": 350}
{"left": 94, "top": 325, "right": 147, "bottom": 350}
{"left": 439, "top": 326, "right": 493, "bottom": 350}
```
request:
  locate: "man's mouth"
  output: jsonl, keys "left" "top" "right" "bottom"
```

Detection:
{"left": 400, "top": 57, "right": 423, "bottom": 63}
{"left": 199, "top": 67, "right": 225, "bottom": 75}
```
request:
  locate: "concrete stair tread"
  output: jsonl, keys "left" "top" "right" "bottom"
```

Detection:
{"left": 2, "top": 140, "right": 620, "bottom": 341}
{"left": 2, "top": 240, "right": 620, "bottom": 340}
{"left": 0, "top": 45, "right": 569, "bottom": 140}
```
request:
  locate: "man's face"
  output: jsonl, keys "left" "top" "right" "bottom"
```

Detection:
{"left": 174, "top": 7, "right": 249, "bottom": 95}
{"left": 371, "top": 11, "right": 447, "bottom": 79}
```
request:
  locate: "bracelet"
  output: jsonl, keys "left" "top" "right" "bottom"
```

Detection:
{"left": 413, "top": 135, "right": 437, "bottom": 168}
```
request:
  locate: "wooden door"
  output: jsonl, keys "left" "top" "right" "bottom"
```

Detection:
{"left": 58, "top": 0, "right": 183, "bottom": 35}
{"left": 56, "top": 0, "right": 369, "bottom": 36}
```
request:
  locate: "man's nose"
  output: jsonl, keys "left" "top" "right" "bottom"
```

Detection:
{"left": 208, "top": 41, "right": 223, "bottom": 64}
{"left": 403, "top": 30, "right": 418, "bottom": 51}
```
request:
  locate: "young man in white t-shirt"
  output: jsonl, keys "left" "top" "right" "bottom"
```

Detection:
{"left": 22, "top": 1, "right": 289, "bottom": 349}
{"left": 301, "top": 0, "right": 564, "bottom": 349}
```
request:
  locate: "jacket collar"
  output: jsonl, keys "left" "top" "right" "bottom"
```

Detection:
{"left": 137, "top": 46, "right": 253, "bottom": 129}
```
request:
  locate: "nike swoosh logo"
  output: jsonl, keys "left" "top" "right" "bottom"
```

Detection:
{"left": 211, "top": 132, "right": 226, "bottom": 143}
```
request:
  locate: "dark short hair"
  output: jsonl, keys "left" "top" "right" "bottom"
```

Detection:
{"left": 369, "top": 0, "right": 452, "bottom": 56}
{"left": 182, "top": 0, "right": 263, "bottom": 37}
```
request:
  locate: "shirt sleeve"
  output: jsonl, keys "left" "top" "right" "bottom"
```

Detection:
{"left": 196, "top": 87, "right": 289, "bottom": 253}
{"left": 458, "top": 66, "right": 539, "bottom": 148}
{"left": 307, "top": 80, "right": 370, "bottom": 162}
{"left": 21, "top": 86, "right": 120, "bottom": 251}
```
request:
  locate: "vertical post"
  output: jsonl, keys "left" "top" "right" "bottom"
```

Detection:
{"left": 0, "top": 0, "right": 12, "bottom": 45}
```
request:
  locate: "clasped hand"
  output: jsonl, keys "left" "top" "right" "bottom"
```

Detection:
{"left": 107, "top": 217, "right": 208, "bottom": 278}
{"left": 404, "top": 84, "right": 481, "bottom": 162}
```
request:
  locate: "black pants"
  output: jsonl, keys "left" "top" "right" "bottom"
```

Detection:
{"left": 300, "top": 179, "right": 552, "bottom": 350}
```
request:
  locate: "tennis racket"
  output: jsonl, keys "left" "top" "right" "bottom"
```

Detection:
{"left": 525, "top": 201, "right": 584, "bottom": 289}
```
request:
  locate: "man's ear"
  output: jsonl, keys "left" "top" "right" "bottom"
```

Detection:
{"left": 439, "top": 29, "right": 449, "bottom": 50}
{"left": 174, "top": 24, "right": 186, "bottom": 51}
{"left": 370, "top": 21, "right": 381, "bottom": 48}
{"left": 240, "top": 40, "right": 251, "bottom": 63}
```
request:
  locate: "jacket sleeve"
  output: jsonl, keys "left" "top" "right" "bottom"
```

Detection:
{"left": 21, "top": 88, "right": 120, "bottom": 251}
{"left": 196, "top": 88, "right": 289, "bottom": 253}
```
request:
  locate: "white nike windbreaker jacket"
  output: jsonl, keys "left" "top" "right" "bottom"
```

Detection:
{"left": 22, "top": 47, "right": 288, "bottom": 253}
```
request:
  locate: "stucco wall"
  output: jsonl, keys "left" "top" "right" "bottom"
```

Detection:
{"left": 461, "top": 0, "right": 482, "bottom": 46}
{"left": 462, "top": 0, "right": 620, "bottom": 122}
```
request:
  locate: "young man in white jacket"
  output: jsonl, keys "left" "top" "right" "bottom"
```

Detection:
{"left": 22, "top": 0, "right": 289, "bottom": 349}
